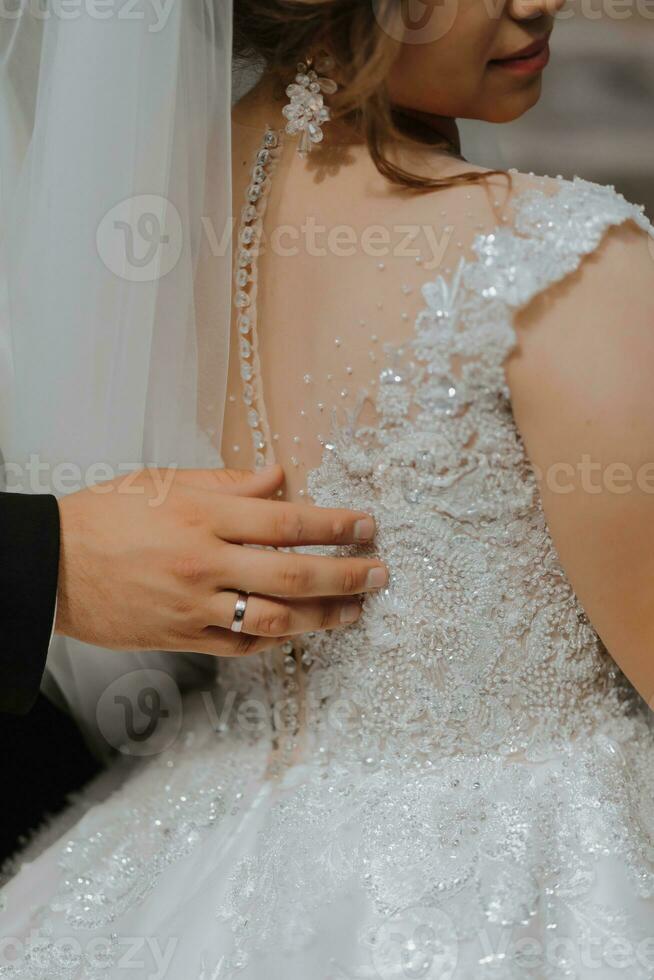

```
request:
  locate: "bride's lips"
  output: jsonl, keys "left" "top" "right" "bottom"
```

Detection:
{"left": 489, "top": 35, "right": 551, "bottom": 75}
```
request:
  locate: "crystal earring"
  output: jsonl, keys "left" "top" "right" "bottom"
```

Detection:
{"left": 282, "top": 53, "right": 338, "bottom": 158}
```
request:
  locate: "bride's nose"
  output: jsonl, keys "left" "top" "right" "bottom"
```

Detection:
{"left": 507, "top": 0, "right": 566, "bottom": 20}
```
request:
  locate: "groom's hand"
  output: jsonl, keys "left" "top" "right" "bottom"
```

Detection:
{"left": 55, "top": 465, "right": 387, "bottom": 657}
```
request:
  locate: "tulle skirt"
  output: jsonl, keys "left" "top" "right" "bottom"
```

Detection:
{"left": 2, "top": 691, "right": 654, "bottom": 980}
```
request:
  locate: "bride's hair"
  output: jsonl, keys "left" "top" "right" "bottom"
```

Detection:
{"left": 233, "top": 0, "right": 507, "bottom": 192}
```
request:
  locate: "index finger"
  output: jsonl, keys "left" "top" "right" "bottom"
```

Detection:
{"left": 213, "top": 496, "right": 376, "bottom": 547}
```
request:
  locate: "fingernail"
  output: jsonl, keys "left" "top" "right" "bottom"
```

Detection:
{"left": 365, "top": 566, "right": 388, "bottom": 590}
{"left": 354, "top": 517, "right": 375, "bottom": 541}
{"left": 341, "top": 601, "right": 362, "bottom": 624}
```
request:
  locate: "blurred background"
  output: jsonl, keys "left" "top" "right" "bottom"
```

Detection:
{"left": 464, "top": 15, "right": 654, "bottom": 217}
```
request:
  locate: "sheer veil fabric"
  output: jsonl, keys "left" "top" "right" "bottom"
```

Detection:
{"left": 0, "top": 0, "right": 235, "bottom": 754}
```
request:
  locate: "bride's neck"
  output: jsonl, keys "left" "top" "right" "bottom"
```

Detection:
{"left": 232, "top": 75, "right": 462, "bottom": 160}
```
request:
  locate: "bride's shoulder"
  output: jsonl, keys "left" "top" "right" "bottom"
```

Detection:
{"left": 504, "top": 169, "right": 654, "bottom": 391}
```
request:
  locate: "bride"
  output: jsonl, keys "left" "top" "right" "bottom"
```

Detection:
{"left": 2, "top": 0, "right": 654, "bottom": 977}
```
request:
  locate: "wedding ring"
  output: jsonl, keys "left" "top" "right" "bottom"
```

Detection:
{"left": 230, "top": 592, "right": 249, "bottom": 633}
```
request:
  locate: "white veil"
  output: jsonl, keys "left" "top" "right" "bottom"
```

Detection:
{"left": 0, "top": 0, "right": 234, "bottom": 756}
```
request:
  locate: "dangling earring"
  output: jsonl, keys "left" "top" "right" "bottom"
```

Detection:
{"left": 282, "top": 53, "right": 338, "bottom": 158}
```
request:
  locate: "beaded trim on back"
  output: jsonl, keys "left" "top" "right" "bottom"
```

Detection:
{"left": 233, "top": 127, "right": 284, "bottom": 469}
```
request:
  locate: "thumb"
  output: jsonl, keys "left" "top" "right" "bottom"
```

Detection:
{"left": 178, "top": 464, "right": 285, "bottom": 499}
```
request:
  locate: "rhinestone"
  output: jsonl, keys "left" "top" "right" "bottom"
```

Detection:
{"left": 380, "top": 368, "right": 403, "bottom": 385}
{"left": 318, "top": 77, "right": 338, "bottom": 95}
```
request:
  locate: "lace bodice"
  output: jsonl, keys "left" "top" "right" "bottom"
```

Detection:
{"left": 218, "top": 136, "right": 654, "bottom": 773}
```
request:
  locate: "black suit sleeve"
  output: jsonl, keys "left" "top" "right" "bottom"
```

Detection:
{"left": 0, "top": 492, "right": 61, "bottom": 714}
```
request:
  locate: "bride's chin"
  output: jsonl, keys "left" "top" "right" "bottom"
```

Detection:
{"left": 478, "top": 79, "right": 544, "bottom": 124}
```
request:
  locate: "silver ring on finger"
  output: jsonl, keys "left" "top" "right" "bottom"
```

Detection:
{"left": 230, "top": 591, "right": 249, "bottom": 633}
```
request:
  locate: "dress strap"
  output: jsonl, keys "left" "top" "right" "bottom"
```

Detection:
{"left": 465, "top": 176, "right": 653, "bottom": 313}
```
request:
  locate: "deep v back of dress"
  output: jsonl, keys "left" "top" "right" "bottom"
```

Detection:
{"left": 2, "top": 106, "right": 654, "bottom": 980}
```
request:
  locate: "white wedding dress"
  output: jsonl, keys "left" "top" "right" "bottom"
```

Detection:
{"left": 2, "top": 122, "right": 654, "bottom": 980}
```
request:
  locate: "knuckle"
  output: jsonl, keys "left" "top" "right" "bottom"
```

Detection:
{"left": 172, "top": 553, "right": 207, "bottom": 584}
{"left": 175, "top": 494, "right": 205, "bottom": 529}
{"left": 331, "top": 518, "right": 346, "bottom": 542}
{"left": 280, "top": 560, "right": 310, "bottom": 595}
{"left": 276, "top": 510, "right": 304, "bottom": 544}
{"left": 319, "top": 604, "right": 334, "bottom": 630}
{"left": 253, "top": 606, "right": 291, "bottom": 636}
{"left": 340, "top": 564, "right": 360, "bottom": 595}
{"left": 170, "top": 597, "right": 195, "bottom": 619}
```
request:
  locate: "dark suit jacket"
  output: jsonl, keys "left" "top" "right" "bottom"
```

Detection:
{"left": 0, "top": 492, "right": 100, "bottom": 860}
{"left": 0, "top": 492, "right": 60, "bottom": 713}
